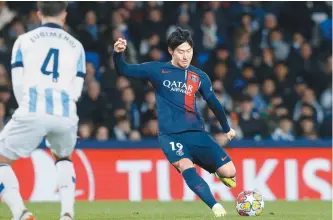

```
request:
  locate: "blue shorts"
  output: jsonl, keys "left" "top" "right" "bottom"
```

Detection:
{"left": 159, "top": 130, "right": 232, "bottom": 173}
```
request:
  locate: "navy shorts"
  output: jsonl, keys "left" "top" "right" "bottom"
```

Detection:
{"left": 159, "top": 130, "right": 232, "bottom": 173}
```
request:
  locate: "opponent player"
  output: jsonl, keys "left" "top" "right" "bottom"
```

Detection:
{"left": 113, "top": 28, "right": 236, "bottom": 217}
{"left": 0, "top": 2, "right": 85, "bottom": 220}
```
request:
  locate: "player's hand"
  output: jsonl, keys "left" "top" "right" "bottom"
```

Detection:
{"left": 114, "top": 38, "right": 127, "bottom": 53}
{"left": 226, "top": 128, "right": 236, "bottom": 141}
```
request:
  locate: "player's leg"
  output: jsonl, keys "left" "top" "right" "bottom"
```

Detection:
{"left": 215, "top": 161, "right": 237, "bottom": 188}
{"left": 0, "top": 155, "right": 33, "bottom": 220}
{"left": 47, "top": 118, "right": 78, "bottom": 220}
{"left": 180, "top": 131, "right": 237, "bottom": 188}
{"left": 159, "top": 134, "right": 225, "bottom": 217}
{"left": 0, "top": 117, "right": 43, "bottom": 220}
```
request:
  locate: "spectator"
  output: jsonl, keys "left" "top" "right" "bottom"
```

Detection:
{"left": 244, "top": 79, "right": 266, "bottom": 112}
{"left": 204, "top": 107, "right": 223, "bottom": 134}
{"left": 293, "top": 88, "right": 324, "bottom": 123}
{"left": 78, "top": 121, "right": 94, "bottom": 140}
{"left": 166, "top": 12, "right": 194, "bottom": 39}
{"left": 212, "top": 62, "right": 229, "bottom": 82}
{"left": 239, "top": 13, "right": 259, "bottom": 35}
{"left": 112, "top": 116, "right": 131, "bottom": 140}
{"left": 0, "top": 85, "right": 16, "bottom": 118}
{"left": 269, "top": 29, "right": 290, "bottom": 61}
{"left": 140, "top": 33, "right": 161, "bottom": 57}
{"left": 99, "top": 57, "right": 118, "bottom": 103}
{"left": 238, "top": 95, "right": 266, "bottom": 139}
{"left": 256, "top": 48, "right": 275, "bottom": 83}
{"left": 235, "top": 30, "right": 252, "bottom": 58}
{"left": 0, "top": 2, "right": 330, "bottom": 141}
{"left": 212, "top": 80, "right": 232, "bottom": 112}
{"left": 109, "top": 27, "right": 138, "bottom": 64}
{"left": 290, "top": 32, "right": 305, "bottom": 56}
{"left": 83, "top": 62, "right": 97, "bottom": 90}
{"left": 141, "top": 117, "right": 158, "bottom": 137}
{"left": 261, "top": 78, "right": 276, "bottom": 105}
{"left": 145, "top": 47, "right": 166, "bottom": 62}
{"left": 0, "top": 101, "right": 6, "bottom": 131}
{"left": 141, "top": 89, "right": 157, "bottom": 124}
{"left": 116, "top": 76, "right": 131, "bottom": 92}
{"left": 0, "top": 2, "right": 16, "bottom": 31}
{"left": 232, "top": 64, "right": 256, "bottom": 94}
{"left": 255, "top": 13, "right": 278, "bottom": 49}
{"left": 271, "top": 116, "right": 295, "bottom": 141}
{"left": 95, "top": 126, "right": 109, "bottom": 141}
{"left": 229, "top": 112, "right": 244, "bottom": 139}
{"left": 234, "top": 46, "right": 250, "bottom": 71}
{"left": 121, "top": 87, "right": 140, "bottom": 129}
{"left": 298, "top": 116, "right": 318, "bottom": 140}
{"left": 129, "top": 130, "right": 142, "bottom": 141}
{"left": 0, "top": 64, "right": 9, "bottom": 87}
{"left": 273, "top": 62, "right": 294, "bottom": 107}
{"left": 197, "top": 10, "right": 224, "bottom": 52}
{"left": 7, "top": 20, "right": 25, "bottom": 42}
{"left": 142, "top": 8, "right": 165, "bottom": 43}
{"left": 205, "top": 44, "right": 233, "bottom": 75}
{"left": 27, "top": 10, "right": 40, "bottom": 31}
{"left": 77, "top": 80, "right": 108, "bottom": 126}
{"left": 320, "top": 82, "right": 332, "bottom": 117}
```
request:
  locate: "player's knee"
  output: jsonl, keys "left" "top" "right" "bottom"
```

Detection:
{"left": 0, "top": 154, "right": 13, "bottom": 165}
{"left": 228, "top": 165, "right": 237, "bottom": 178}
{"left": 52, "top": 152, "right": 72, "bottom": 163}
{"left": 172, "top": 158, "right": 194, "bottom": 173}
{"left": 54, "top": 156, "right": 72, "bottom": 164}
{"left": 217, "top": 161, "right": 236, "bottom": 178}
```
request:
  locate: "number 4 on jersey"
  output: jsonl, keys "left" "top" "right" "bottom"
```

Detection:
{"left": 41, "top": 48, "right": 59, "bottom": 82}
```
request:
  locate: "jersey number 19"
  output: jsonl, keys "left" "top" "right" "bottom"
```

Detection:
{"left": 41, "top": 48, "right": 59, "bottom": 82}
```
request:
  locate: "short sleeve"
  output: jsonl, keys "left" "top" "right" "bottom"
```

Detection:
{"left": 76, "top": 45, "right": 86, "bottom": 78}
{"left": 199, "top": 73, "right": 214, "bottom": 100}
{"left": 11, "top": 37, "right": 24, "bottom": 68}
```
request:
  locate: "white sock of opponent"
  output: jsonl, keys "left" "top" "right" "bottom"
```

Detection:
{"left": 0, "top": 164, "right": 26, "bottom": 220}
{"left": 56, "top": 160, "right": 76, "bottom": 218}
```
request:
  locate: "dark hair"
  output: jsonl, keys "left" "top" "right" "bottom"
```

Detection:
{"left": 37, "top": 1, "right": 68, "bottom": 17}
{"left": 167, "top": 27, "right": 193, "bottom": 50}
{"left": 117, "top": 115, "right": 129, "bottom": 124}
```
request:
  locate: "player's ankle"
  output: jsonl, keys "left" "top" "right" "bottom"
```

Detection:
{"left": 212, "top": 203, "right": 223, "bottom": 210}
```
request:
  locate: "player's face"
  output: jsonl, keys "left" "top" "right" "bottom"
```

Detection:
{"left": 169, "top": 42, "right": 193, "bottom": 69}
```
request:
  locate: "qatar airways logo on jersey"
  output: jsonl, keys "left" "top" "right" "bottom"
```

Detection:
{"left": 163, "top": 80, "right": 193, "bottom": 96}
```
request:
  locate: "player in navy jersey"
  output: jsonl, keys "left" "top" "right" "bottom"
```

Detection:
{"left": 113, "top": 27, "right": 236, "bottom": 217}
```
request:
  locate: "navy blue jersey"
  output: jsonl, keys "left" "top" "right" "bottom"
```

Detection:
{"left": 113, "top": 52, "right": 230, "bottom": 135}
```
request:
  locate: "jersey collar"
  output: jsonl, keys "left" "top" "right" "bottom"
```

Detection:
{"left": 41, "top": 23, "right": 63, "bottom": 29}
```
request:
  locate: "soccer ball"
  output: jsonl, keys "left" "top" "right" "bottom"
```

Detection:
{"left": 235, "top": 191, "right": 264, "bottom": 216}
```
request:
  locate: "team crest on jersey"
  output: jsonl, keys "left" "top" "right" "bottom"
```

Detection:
{"left": 191, "top": 75, "right": 198, "bottom": 82}
{"left": 176, "top": 149, "right": 184, "bottom": 156}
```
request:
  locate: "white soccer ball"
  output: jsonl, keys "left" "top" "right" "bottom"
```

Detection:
{"left": 235, "top": 190, "right": 264, "bottom": 216}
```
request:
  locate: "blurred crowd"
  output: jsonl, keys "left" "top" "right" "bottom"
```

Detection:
{"left": 0, "top": 1, "right": 331, "bottom": 142}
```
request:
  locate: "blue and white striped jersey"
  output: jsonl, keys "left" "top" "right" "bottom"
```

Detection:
{"left": 11, "top": 23, "right": 85, "bottom": 119}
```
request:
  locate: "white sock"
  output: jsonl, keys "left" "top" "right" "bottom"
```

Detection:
{"left": 56, "top": 160, "right": 76, "bottom": 218}
{"left": 212, "top": 203, "right": 223, "bottom": 210}
{"left": 0, "top": 164, "right": 26, "bottom": 220}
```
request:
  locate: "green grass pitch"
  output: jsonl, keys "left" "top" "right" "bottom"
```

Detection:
{"left": 0, "top": 201, "right": 331, "bottom": 220}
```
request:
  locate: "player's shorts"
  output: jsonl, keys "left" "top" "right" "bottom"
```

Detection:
{"left": 0, "top": 113, "right": 78, "bottom": 160}
{"left": 159, "top": 130, "right": 232, "bottom": 173}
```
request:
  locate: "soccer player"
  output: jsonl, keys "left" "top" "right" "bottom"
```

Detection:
{"left": 0, "top": 2, "right": 85, "bottom": 220}
{"left": 113, "top": 28, "right": 236, "bottom": 217}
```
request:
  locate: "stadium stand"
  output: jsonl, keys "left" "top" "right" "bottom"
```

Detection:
{"left": 0, "top": 1, "right": 331, "bottom": 141}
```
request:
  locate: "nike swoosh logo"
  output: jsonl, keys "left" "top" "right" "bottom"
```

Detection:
{"left": 161, "top": 69, "right": 171, "bottom": 74}
{"left": 221, "top": 156, "right": 228, "bottom": 161}
{"left": 194, "top": 183, "right": 204, "bottom": 189}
